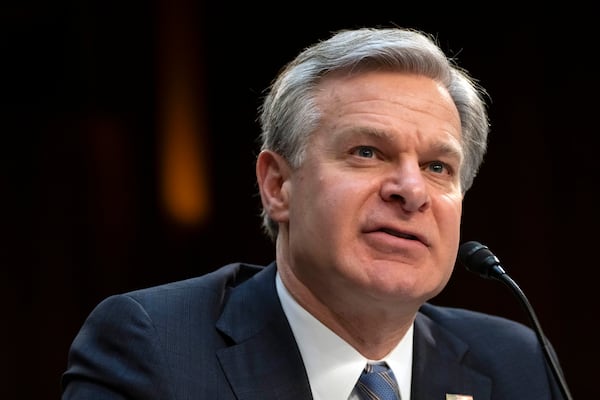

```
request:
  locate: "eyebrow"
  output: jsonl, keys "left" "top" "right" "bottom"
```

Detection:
{"left": 343, "top": 126, "right": 394, "bottom": 141}
{"left": 429, "top": 140, "right": 463, "bottom": 161}
{"left": 344, "top": 126, "right": 463, "bottom": 159}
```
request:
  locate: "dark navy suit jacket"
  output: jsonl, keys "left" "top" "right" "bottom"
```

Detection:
{"left": 62, "top": 262, "right": 565, "bottom": 399}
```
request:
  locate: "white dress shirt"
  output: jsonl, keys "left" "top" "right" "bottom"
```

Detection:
{"left": 276, "top": 272, "right": 413, "bottom": 400}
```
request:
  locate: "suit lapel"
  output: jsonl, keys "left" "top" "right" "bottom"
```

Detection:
{"left": 411, "top": 309, "right": 492, "bottom": 400}
{"left": 216, "top": 263, "right": 312, "bottom": 400}
{"left": 214, "top": 265, "right": 495, "bottom": 400}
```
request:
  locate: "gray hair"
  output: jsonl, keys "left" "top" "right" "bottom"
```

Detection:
{"left": 258, "top": 27, "right": 490, "bottom": 240}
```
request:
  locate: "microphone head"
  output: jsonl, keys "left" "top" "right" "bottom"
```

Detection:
{"left": 458, "top": 241, "right": 505, "bottom": 280}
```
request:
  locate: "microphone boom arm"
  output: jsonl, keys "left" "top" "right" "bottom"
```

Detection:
{"left": 458, "top": 241, "right": 573, "bottom": 400}
{"left": 496, "top": 272, "right": 573, "bottom": 400}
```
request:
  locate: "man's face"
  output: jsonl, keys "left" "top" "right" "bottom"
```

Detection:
{"left": 273, "top": 71, "right": 464, "bottom": 313}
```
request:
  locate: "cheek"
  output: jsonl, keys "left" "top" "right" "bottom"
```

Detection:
{"left": 439, "top": 192, "right": 463, "bottom": 220}
{"left": 319, "top": 180, "right": 372, "bottom": 229}
{"left": 448, "top": 199, "right": 462, "bottom": 229}
{"left": 443, "top": 203, "right": 463, "bottom": 263}
{"left": 434, "top": 193, "right": 463, "bottom": 240}
{"left": 298, "top": 166, "right": 365, "bottom": 206}
{"left": 293, "top": 172, "right": 364, "bottom": 237}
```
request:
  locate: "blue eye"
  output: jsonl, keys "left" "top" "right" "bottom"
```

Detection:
{"left": 428, "top": 161, "right": 448, "bottom": 174}
{"left": 354, "top": 146, "right": 375, "bottom": 158}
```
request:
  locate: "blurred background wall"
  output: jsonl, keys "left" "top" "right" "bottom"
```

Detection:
{"left": 3, "top": 1, "right": 596, "bottom": 398}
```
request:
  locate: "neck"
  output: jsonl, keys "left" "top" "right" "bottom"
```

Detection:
{"left": 277, "top": 264, "right": 416, "bottom": 360}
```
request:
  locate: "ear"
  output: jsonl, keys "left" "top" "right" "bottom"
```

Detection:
{"left": 256, "top": 150, "right": 291, "bottom": 223}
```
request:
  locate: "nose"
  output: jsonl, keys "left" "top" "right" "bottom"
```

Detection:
{"left": 380, "top": 161, "right": 430, "bottom": 212}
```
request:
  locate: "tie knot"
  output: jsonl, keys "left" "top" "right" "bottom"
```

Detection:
{"left": 356, "top": 362, "right": 400, "bottom": 400}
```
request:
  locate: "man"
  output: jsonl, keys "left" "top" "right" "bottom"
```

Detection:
{"left": 62, "top": 27, "right": 568, "bottom": 399}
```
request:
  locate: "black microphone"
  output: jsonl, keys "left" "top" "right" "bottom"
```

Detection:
{"left": 458, "top": 241, "right": 573, "bottom": 400}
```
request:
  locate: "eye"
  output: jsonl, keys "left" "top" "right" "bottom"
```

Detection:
{"left": 352, "top": 146, "right": 376, "bottom": 158}
{"left": 427, "top": 161, "right": 450, "bottom": 175}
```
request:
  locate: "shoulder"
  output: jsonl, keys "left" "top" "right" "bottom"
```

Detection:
{"left": 420, "top": 302, "right": 530, "bottom": 328}
{"left": 128, "top": 262, "right": 268, "bottom": 298}
{"left": 417, "top": 302, "right": 540, "bottom": 359}
{"left": 413, "top": 304, "right": 563, "bottom": 398}
{"left": 90, "top": 262, "right": 271, "bottom": 323}
{"left": 419, "top": 302, "right": 536, "bottom": 338}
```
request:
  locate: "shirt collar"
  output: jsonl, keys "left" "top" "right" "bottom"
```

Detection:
{"left": 276, "top": 272, "right": 413, "bottom": 400}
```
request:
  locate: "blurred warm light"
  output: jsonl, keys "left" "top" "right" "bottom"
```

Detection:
{"left": 157, "top": 0, "right": 210, "bottom": 226}
{"left": 160, "top": 86, "right": 210, "bottom": 225}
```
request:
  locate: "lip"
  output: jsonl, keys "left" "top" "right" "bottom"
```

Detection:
{"left": 365, "top": 225, "right": 430, "bottom": 247}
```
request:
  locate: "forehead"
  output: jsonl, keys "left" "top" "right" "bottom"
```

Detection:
{"left": 314, "top": 70, "right": 462, "bottom": 141}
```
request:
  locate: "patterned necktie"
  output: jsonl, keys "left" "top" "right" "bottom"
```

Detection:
{"left": 355, "top": 362, "right": 401, "bottom": 400}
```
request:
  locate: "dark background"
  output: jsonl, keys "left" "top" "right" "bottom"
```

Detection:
{"left": 3, "top": 2, "right": 596, "bottom": 398}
